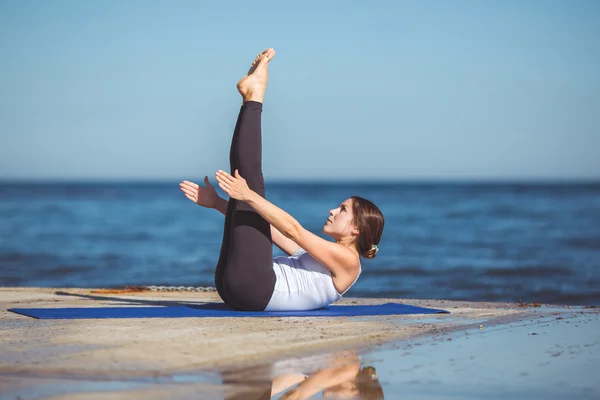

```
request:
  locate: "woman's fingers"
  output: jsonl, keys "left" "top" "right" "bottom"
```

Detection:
{"left": 180, "top": 187, "right": 197, "bottom": 201}
{"left": 179, "top": 184, "right": 197, "bottom": 196}
{"left": 217, "top": 170, "right": 245, "bottom": 186}
{"left": 180, "top": 185, "right": 196, "bottom": 200}
{"left": 183, "top": 193, "right": 196, "bottom": 202}
{"left": 181, "top": 178, "right": 215, "bottom": 195}
{"left": 215, "top": 171, "right": 231, "bottom": 185}
{"left": 180, "top": 186, "right": 197, "bottom": 198}
{"left": 179, "top": 183, "right": 197, "bottom": 195}
{"left": 215, "top": 175, "right": 229, "bottom": 188}
{"left": 218, "top": 182, "right": 232, "bottom": 195}
{"left": 217, "top": 170, "right": 245, "bottom": 197}
{"left": 181, "top": 180, "right": 199, "bottom": 189}
{"left": 216, "top": 170, "right": 248, "bottom": 200}
{"left": 216, "top": 170, "right": 227, "bottom": 181}
{"left": 215, "top": 175, "right": 232, "bottom": 190}
{"left": 216, "top": 170, "right": 235, "bottom": 181}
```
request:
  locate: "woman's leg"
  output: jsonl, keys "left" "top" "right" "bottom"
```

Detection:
{"left": 221, "top": 101, "right": 276, "bottom": 311}
{"left": 214, "top": 48, "right": 276, "bottom": 311}
{"left": 214, "top": 105, "right": 245, "bottom": 307}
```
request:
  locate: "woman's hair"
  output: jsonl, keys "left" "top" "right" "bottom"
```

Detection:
{"left": 355, "top": 366, "right": 384, "bottom": 399}
{"left": 350, "top": 196, "right": 384, "bottom": 259}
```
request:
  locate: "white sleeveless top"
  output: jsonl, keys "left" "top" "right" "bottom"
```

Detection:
{"left": 270, "top": 351, "right": 362, "bottom": 378}
{"left": 265, "top": 247, "right": 362, "bottom": 311}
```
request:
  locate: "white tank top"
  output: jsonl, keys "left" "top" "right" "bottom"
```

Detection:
{"left": 265, "top": 247, "right": 362, "bottom": 311}
{"left": 270, "top": 351, "right": 362, "bottom": 378}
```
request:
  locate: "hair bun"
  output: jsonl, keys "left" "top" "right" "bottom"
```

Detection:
{"left": 361, "top": 366, "right": 377, "bottom": 379}
{"left": 362, "top": 244, "right": 379, "bottom": 259}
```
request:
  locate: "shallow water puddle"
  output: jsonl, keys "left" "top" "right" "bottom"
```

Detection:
{"left": 358, "top": 311, "right": 599, "bottom": 399}
{"left": 2, "top": 310, "right": 598, "bottom": 399}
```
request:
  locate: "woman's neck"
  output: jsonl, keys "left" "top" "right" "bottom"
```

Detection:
{"left": 336, "top": 238, "right": 360, "bottom": 259}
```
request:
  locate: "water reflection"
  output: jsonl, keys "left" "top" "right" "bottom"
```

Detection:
{"left": 217, "top": 310, "right": 599, "bottom": 399}
{"left": 221, "top": 350, "right": 384, "bottom": 399}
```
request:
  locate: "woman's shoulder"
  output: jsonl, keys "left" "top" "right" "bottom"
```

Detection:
{"left": 294, "top": 246, "right": 360, "bottom": 274}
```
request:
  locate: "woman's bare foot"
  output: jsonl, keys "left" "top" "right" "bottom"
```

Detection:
{"left": 237, "top": 48, "right": 276, "bottom": 104}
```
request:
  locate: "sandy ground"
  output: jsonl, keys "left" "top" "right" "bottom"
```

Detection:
{"left": 0, "top": 287, "right": 550, "bottom": 378}
{"left": 2, "top": 287, "right": 589, "bottom": 400}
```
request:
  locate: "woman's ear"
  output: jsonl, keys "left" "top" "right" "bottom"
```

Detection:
{"left": 352, "top": 228, "right": 360, "bottom": 236}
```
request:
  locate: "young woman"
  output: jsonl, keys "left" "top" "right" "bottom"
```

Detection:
{"left": 179, "top": 48, "right": 384, "bottom": 312}
{"left": 219, "top": 350, "right": 384, "bottom": 399}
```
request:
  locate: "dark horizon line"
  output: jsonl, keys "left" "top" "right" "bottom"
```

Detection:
{"left": 1, "top": 177, "right": 599, "bottom": 185}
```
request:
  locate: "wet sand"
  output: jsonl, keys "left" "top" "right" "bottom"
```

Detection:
{"left": 1, "top": 287, "right": 595, "bottom": 399}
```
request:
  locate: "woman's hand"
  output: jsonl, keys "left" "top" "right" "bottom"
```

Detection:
{"left": 215, "top": 169, "right": 253, "bottom": 202}
{"left": 179, "top": 177, "right": 220, "bottom": 209}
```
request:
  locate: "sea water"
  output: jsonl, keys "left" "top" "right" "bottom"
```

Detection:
{"left": 1, "top": 181, "right": 599, "bottom": 305}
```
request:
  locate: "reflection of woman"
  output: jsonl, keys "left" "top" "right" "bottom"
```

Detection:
{"left": 180, "top": 48, "right": 384, "bottom": 312}
{"left": 221, "top": 351, "right": 384, "bottom": 399}
{"left": 275, "top": 352, "right": 384, "bottom": 399}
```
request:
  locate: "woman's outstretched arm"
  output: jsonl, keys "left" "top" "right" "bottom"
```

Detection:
{"left": 215, "top": 170, "right": 359, "bottom": 276}
{"left": 213, "top": 196, "right": 300, "bottom": 256}
{"left": 179, "top": 178, "right": 300, "bottom": 256}
{"left": 280, "top": 363, "right": 361, "bottom": 400}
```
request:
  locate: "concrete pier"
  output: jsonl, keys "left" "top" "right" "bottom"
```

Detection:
{"left": 1, "top": 287, "right": 596, "bottom": 399}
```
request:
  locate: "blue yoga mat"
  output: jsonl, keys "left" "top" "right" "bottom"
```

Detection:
{"left": 8, "top": 302, "right": 449, "bottom": 319}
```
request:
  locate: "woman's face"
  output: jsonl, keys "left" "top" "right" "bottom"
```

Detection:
{"left": 322, "top": 198, "right": 358, "bottom": 240}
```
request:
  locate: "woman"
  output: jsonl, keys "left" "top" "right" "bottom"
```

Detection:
{"left": 179, "top": 48, "right": 384, "bottom": 312}
{"left": 277, "top": 359, "right": 384, "bottom": 399}
{"left": 220, "top": 350, "right": 384, "bottom": 399}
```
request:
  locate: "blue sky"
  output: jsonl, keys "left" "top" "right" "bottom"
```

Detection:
{"left": 1, "top": 0, "right": 598, "bottom": 181}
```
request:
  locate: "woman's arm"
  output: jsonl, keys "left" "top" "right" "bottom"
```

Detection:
{"left": 180, "top": 179, "right": 300, "bottom": 256}
{"left": 280, "top": 363, "right": 360, "bottom": 400}
{"left": 213, "top": 196, "right": 300, "bottom": 256}
{"left": 270, "top": 374, "right": 307, "bottom": 397}
{"left": 215, "top": 170, "right": 359, "bottom": 276}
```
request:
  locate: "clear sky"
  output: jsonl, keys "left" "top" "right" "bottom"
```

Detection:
{"left": 1, "top": 0, "right": 598, "bottom": 181}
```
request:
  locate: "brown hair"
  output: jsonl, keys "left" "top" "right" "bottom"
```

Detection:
{"left": 355, "top": 366, "right": 384, "bottom": 399}
{"left": 350, "top": 196, "right": 384, "bottom": 259}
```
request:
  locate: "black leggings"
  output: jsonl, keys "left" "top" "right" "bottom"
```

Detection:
{"left": 214, "top": 101, "right": 276, "bottom": 311}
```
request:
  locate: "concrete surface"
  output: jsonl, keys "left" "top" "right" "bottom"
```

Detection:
{"left": 1, "top": 287, "right": 589, "bottom": 399}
